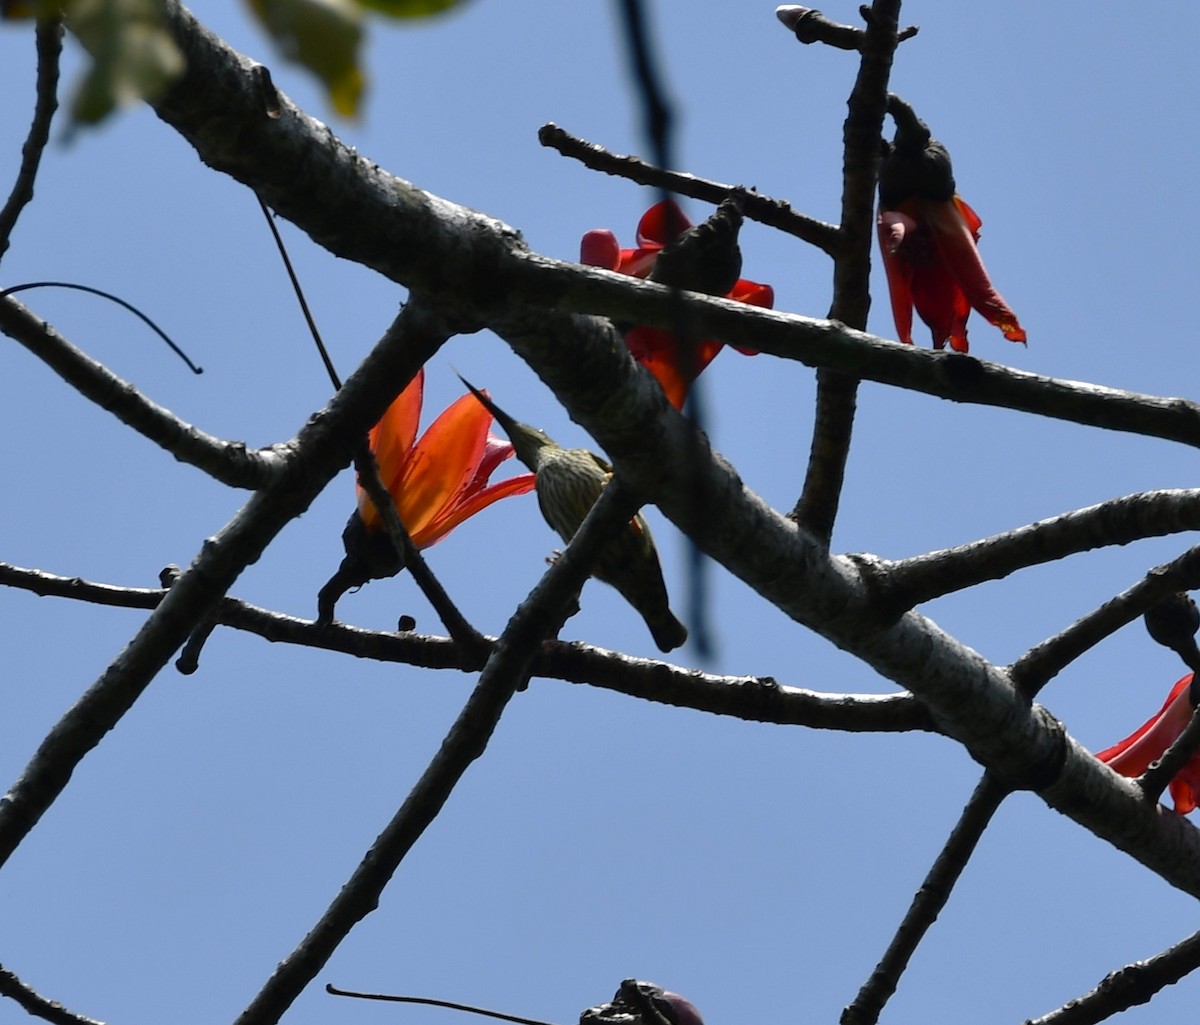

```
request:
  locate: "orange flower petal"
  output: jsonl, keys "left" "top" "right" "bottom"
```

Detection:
{"left": 414, "top": 471, "right": 536, "bottom": 548}
{"left": 356, "top": 368, "right": 425, "bottom": 531}
{"left": 394, "top": 391, "right": 492, "bottom": 540}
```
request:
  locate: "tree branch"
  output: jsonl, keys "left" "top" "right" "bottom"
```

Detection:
{"left": 0, "top": 303, "right": 448, "bottom": 869}
{"left": 1025, "top": 929, "right": 1200, "bottom": 1025}
{"left": 776, "top": 6, "right": 919, "bottom": 51}
{"left": 791, "top": 0, "right": 902, "bottom": 542}
{"left": 0, "top": 18, "right": 62, "bottom": 264}
{"left": 881, "top": 490, "right": 1200, "bottom": 614}
{"left": 128, "top": 6, "right": 1200, "bottom": 456}
{"left": 0, "top": 963, "right": 105, "bottom": 1025}
{"left": 0, "top": 293, "right": 282, "bottom": 488}
{"left": 78, "top": 0, "right": 1200, "bottom": 907}
{"left": 537, "top": 123, "right": 840, "bottom": 254}
{"left": 1010, "top": 545, "right": 1200, "bottom": 696}
{"left": 841, "top": 773, "right": 1010, "bottom": 1025}
{"left": 0, "top": 560, "right": 934, "bottom": 733}
{"left": 231, "top": 466, "right": 652, "bottom": 1025}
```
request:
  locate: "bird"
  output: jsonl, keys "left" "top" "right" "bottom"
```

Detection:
{"left": 460, "top": 377, "right": 687, "bottom": 653}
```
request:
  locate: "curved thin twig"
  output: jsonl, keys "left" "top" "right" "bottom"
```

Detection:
{"left": 2, "top": 281, "right": 203, "bottom": 373}
{"left": 0, "top": 293, "right": 279, "bottom": 488}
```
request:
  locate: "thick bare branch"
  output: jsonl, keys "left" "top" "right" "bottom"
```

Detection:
{"left": 124, "top": 6, "right": 1200, "bottom": 456}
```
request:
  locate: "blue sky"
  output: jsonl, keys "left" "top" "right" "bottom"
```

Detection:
{"left": 2, "top": 3, "right": 1200, "bottom": 1024}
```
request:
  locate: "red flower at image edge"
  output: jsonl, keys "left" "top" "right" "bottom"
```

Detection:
{"left": 878, "top": 195, "right": 1026, "bottom": 354}
{"left": 580, "top": 200, "right": 774, "bottom": 409}
{"left": 1096, "top": 673, "right": 1200, "bottom": 814}
{"left": 357, "top": 368, "right": 536, "bottom": 545}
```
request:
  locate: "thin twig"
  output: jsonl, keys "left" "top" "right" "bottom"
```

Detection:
{"left": 0, "top": 18, "right": 62, "bottom": 264}
{"left": 231, "top": 480, "right": 646, "bottom": 1025}
{"left": 325, "top": 987, "right": 561, "bottom": 1025}
{"left": 0, "top": 560, "right": 935, "bottom": 733}
{"left": 255, "top": 196, "right": 341, "bottom": 389}
{"left": 840, "top": 774, "right": 1010, "bottom": 1025}
{"left": 1024, "top": 929, "right": 1200, "bottom": 1025}
{"left": 250, "top": 202, "right": 486, "bottom": 659}
{"left": 2, "top": 281, "right": 203, "bottom": 373}
{"left": 538, "top": 123, "right": 839, "bottom": 254}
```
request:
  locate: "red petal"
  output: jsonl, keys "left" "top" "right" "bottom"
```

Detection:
{"left": 636, "top": 199, "right": 691, "bottom": 249}
{"left": 1097, "top": 674, "right": 1196, "bottom": 780}
{"left": 626, "top": 326, "right": 722, "bottom": 410}
{"left": 926, "top": 197, "right": 1026, "bottom": 344}
{"left": 616, "top": 246, "right": 659, "bottom": 279}
{"left": 580, "top": 229, "right": 621, "bottom": 270}
{"left": 877, "top": 215, "right": 916, "bottom": 345}
{"left": 1169, "top": 757, "right": 1200, "bottom": 815}
{"left": 724, "top": 279, "right": 773, "bottom": 355}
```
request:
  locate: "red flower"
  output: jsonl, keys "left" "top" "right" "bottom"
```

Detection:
{"left": 877, "top": 98, "right": 1026, "bottom": 354}
{"left": 1096, "top": 673, "right": 1200, "bottom": 814}
{"left": 878, "top": 196, "right": 1026, "bottom": 353}
{"left": 580, "top": 200, "right": 774, "bottom": 409}
{"left": 356, "top": 367, "right": 536, "bottom": 544}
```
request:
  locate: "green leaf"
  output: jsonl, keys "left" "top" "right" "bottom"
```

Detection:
{"left": 353, "top": 0, "right": 470, "bottom": 17}
{"left": 67, "top": 0, "right": 185, "bottom": 126}
{"left": 246, "top": 0, "right": 365, "bottom": 117}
